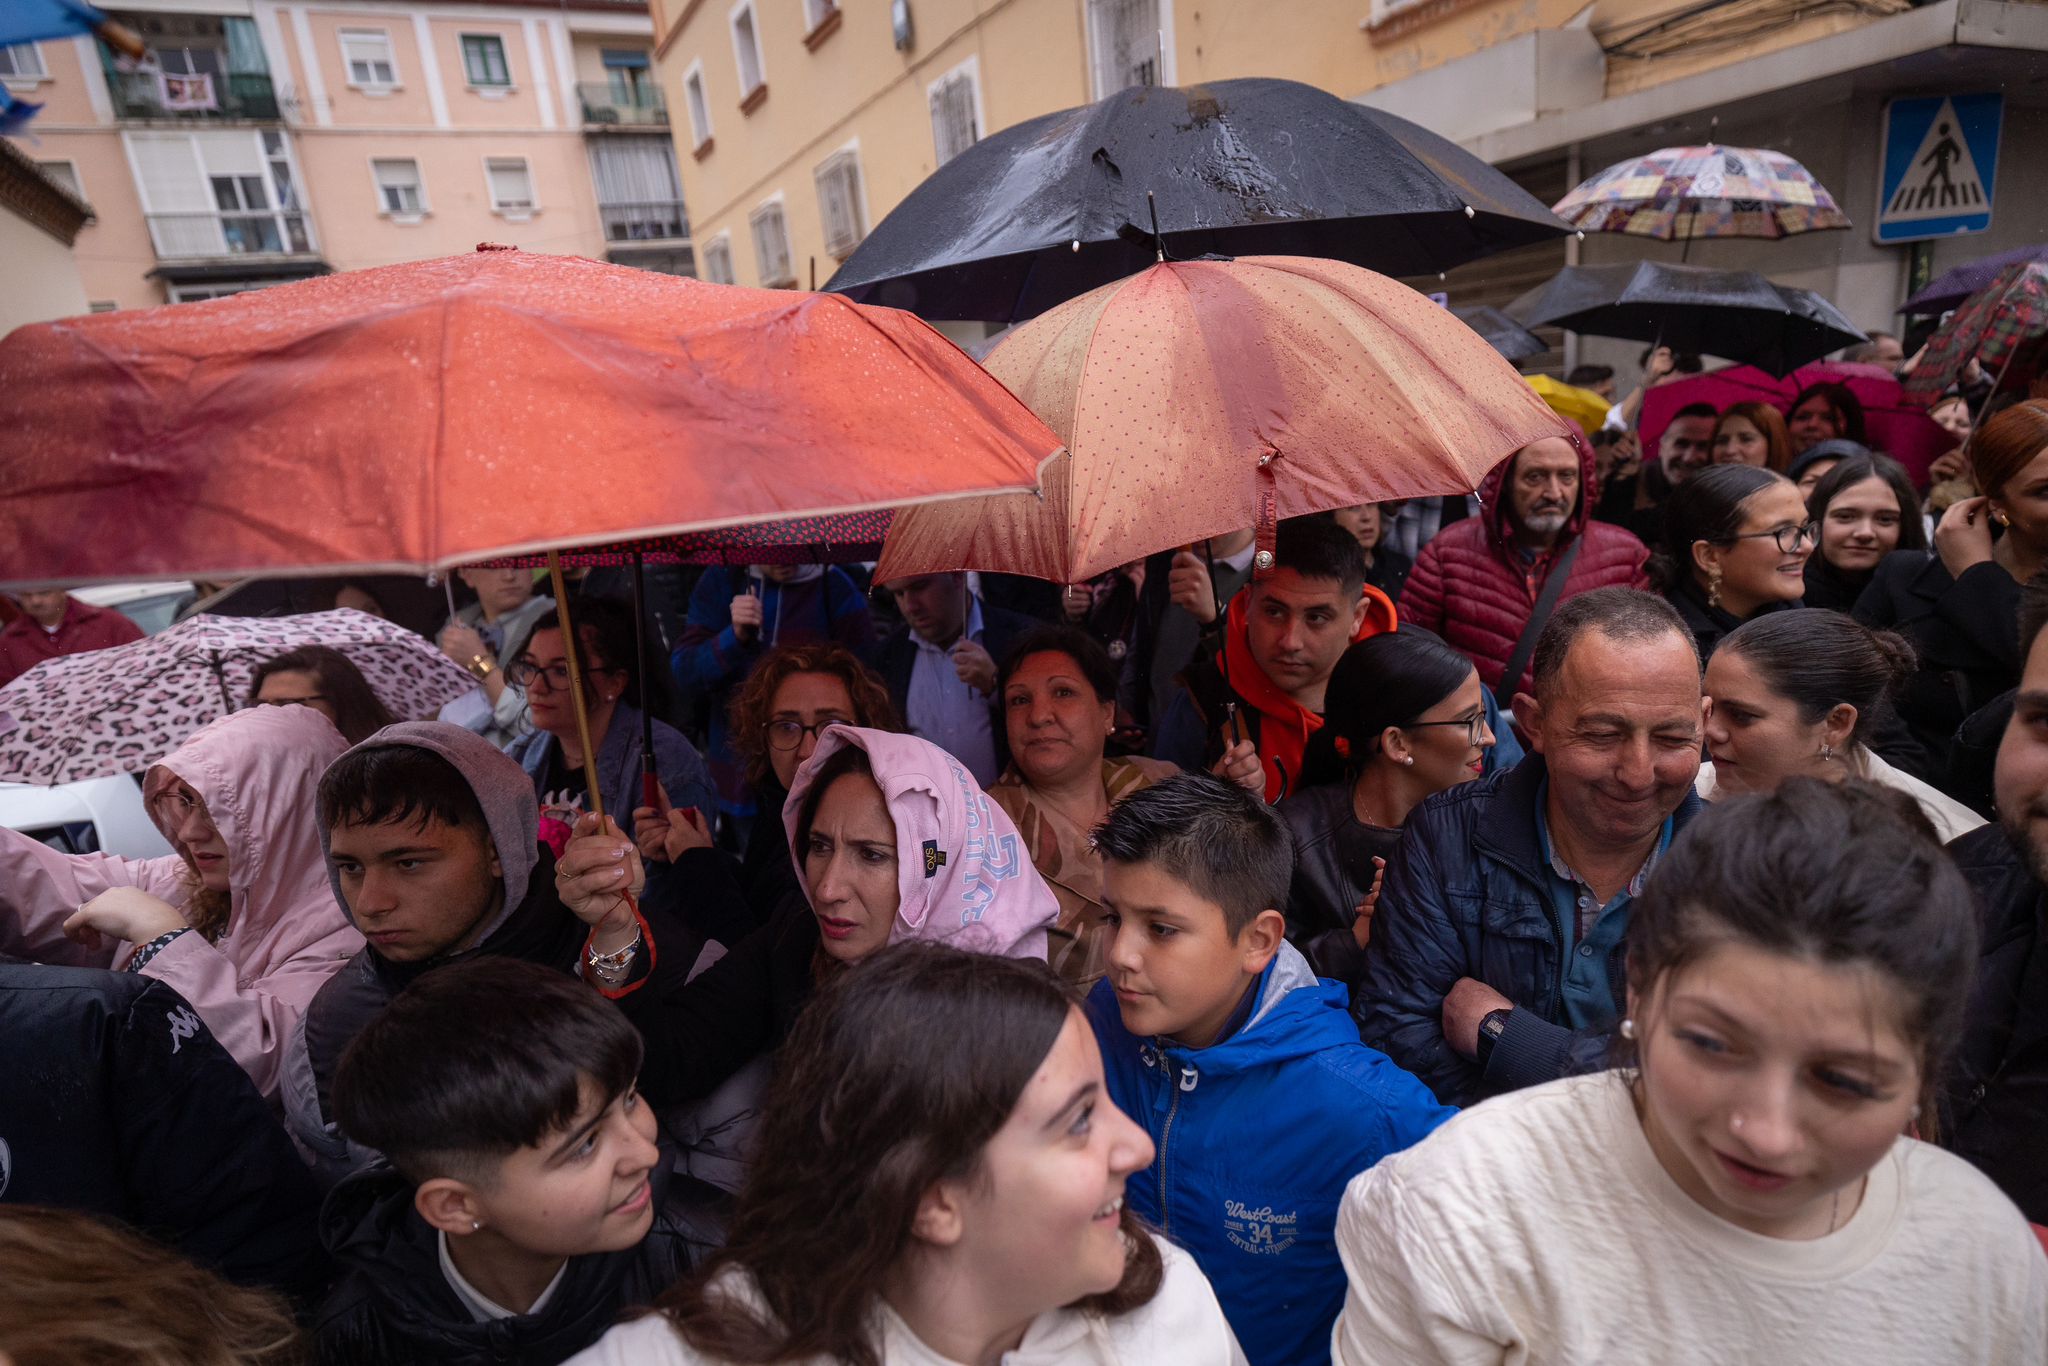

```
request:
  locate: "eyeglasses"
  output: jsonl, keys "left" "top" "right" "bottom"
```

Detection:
{"left": 507, "top": 659, "right": 621, "bottom": 691}
{"left": 256, "top": 695, "right": 326, "bottom": 708}
{"left": 1403, "top": 711, "right": 1489, "bottom": 745}
{"left": 1725, "top": 521, "right": 1819, "bottom": 554}
{"left": 764, "top": 718, "right": 847, "bottom": 751}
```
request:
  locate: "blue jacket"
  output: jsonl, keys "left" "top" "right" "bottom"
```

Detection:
{"left": 506, "top": 701, "right": 715, "bottom": 827}
{"left": 1355, "top": 753, "right": 1703, "bottom": 1107}
{"left": 1086, "top": 942, "right": 1451, "bottom": 1366}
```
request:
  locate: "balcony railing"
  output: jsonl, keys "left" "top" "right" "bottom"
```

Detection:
{"left": 579, "top": 82, "right": 667, "bottom": 127}
{"left": 600, "top": 200, "right": 689, "bottom": 243}
{"left": 146, "top": 209, "right": 313, "bottom": 260}
{"left": 110, "top": 69, "right": 280, "bottom": 121}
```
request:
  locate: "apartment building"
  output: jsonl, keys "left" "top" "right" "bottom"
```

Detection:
{"left": 3, "top": 0, "right": 692, "bottom": 313}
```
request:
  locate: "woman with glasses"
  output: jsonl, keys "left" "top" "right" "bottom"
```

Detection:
{"left": 1280, "top": 633, "right": 1497, "bottom": 986}
{"left": 1653, "top": 465, "right": 1814, "bottom": 661}
{"left": 247, "top": 644, "right": 396, "bottom": 745}
{"left": 504, "top": 598, "right": 715, "bottom": 833}
{"left": 988, "top": 627, "right": 1197, "bottom": 988}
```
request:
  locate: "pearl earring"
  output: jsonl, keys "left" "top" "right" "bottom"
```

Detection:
{"left": 472, "top": 1220, "right": 481, "bottom": 1232}
{"left": 1400, "top": 755, "right": 1414, "bottom": 767}
{"left": 1619, "top": 1017, "right": 1636, "bottom": 1039}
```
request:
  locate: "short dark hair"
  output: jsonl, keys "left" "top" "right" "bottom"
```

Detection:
{"left": 999, "top": 625, "right": 1119, "bottom": 703}
{"left": 1530, "top": 588, "right": 1695, "bottom": 702}
{"left": 1805, "top": 453, "right": 1928, "bottom": 554}
{"left": 332, "top": 958, "right": 642, "bottom": 1186}
{"left": 247, "top": 645, "right": 397, "bottom": 746}
{"left": 1565, "top": 364, "right": 1614, "bottom": 388}
{"left": 1091, "top": 772, "right": 1291, "bottom": 938}
{"left": 1717, "top": 613, "right": 1916, "bottom": 748}
{"left": 1264, "top": 516, "right": 1366, "bottom": 596}
{"left": 1627, "top": 778, "right": 1979, "bottom": 1105}
{"left": 1670, "top": 402, "right": 1719, "bottom": 425}
{"left": 318, "top": 743, "right": 486, "bottom": 835}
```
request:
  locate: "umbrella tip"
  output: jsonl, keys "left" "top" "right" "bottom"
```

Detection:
{"left": 1575, "top": 230, "right": 1586, "bottom": 240}
{"left": 1463, "top": 204, "right": 1476, "bottom": 219}
{"left": 1071, "top": 239, "right": 1081, "bottom": 252}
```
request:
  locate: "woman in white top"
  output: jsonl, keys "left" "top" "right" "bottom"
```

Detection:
{"left": 1331, "top": 778, "right": 2045, "bottom": 1365}
{"left": 568, "top": 942, "right": 1244, "bottom": 1366}
{"left": 1695, "top": 609, "right": 1984, "bottom": 841}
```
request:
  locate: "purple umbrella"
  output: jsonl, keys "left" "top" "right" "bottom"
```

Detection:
{"left": 1901, "top": 244, "right": 2048, "bottom": 317}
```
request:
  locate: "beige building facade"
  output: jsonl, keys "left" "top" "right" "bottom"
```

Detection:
{"left": 2, "top": 0, "right": 690, "bottom": 314}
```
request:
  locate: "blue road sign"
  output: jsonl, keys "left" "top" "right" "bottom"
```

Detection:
{"left": 1875, "top": 93, "right": 2002, "bottom": 244}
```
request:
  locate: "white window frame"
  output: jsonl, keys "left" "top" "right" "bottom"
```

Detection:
{"left": 802, "top": 0, "right": 838, "bottom": 30}
{"left": 370, "top": 156, "right": 428, "bottom": 222}
{"left": 927, "top": 56, "right": 985, "bottom": 168}
{"left": 681, "top": 59, "right": 712, "bottom": 149}
{"left": 38, "top": 159, "right": 84, "bottom": 201}
{"left": 1367, "top": 0, "right": 1430, "bottom": 25}
{"left": 339, "top": 27, "right": 400, "bottom": 93}
{"left": 813, "top": 141, "right": 866, "bottom": 260}
{"left": 483, "top": 154, "right": 537, "bottom": 220}
{"left": 459, "top": 32, "right": 514, "bottom": 93}
{"left": 0, "top": 43, "right": 48, "bottom": 87}
{"left": 748, "top": 193, "right": 793, "bottom": 287}
{"left": 701, "top": 231, "right": 736, "bottom": 285}
{"left": 1085, "top": 0, "right": 1176, "bottom": 100}
{"left": 728, "top": 0, "right": 764, "bottom": 101}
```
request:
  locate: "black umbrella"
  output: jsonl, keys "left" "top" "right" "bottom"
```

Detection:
{"left": 1451, "top": 305, "right": 1547, "bottom": 363}
{"left": 1505, "top": 261, "right": 1865, "bottom": 377}
{"left": 825, "top": 78, "right": 1572, "bottom": 323}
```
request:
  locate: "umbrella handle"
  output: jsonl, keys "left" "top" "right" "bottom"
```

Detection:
{"left": 546, "top": 551, "right": 606, "bottom": 826}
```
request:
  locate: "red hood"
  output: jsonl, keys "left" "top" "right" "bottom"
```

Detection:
{"left": 1477, "top": 432, "right": 1600, "bottom": 561}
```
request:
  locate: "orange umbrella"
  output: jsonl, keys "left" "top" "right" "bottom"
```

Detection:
{"left": 878, "top": 255, "right": 1573, "bottom": 585}
{"left": 0, "top": 245, "right": 1059, "bottom": 588}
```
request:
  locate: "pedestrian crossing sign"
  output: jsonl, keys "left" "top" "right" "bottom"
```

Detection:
{"left": 1875, "top": 93, "right": 2002, "bottom": 243}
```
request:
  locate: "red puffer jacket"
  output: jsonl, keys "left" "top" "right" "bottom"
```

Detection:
{"left": 1399, "top": 438, "right": 1649, "bottom": 696}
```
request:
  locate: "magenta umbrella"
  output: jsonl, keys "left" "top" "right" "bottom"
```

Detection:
{"left": 1640, "top": 361, "right": 1951, "bottom": 486}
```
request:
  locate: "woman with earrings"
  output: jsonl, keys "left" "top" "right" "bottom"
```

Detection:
{"left": 1279, "top": 633, "right": 1502, "bottom": 984}
{"left": 1699, "top": 612, "right": 1983, "bottom": 840}
{"left": 1331, "top": 779, "right": 2048, "bottom": 1364}
{"left": 1856, "top": 399, "right": 2048, "bottom": 779}
{"left": 1652, "top": 464, "right": 1813, "bottom": 661}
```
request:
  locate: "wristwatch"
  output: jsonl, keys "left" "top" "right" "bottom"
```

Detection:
{"left": 1475, "top": 1008, "right": 1513, "bottom": 1068}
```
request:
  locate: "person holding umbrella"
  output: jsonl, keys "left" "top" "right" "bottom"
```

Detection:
{"left": 436, "top": 565, "right": 554, "bottom": 749}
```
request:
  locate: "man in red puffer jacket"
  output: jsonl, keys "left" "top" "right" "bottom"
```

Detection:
{"left": 1400, "top": 435, "right": 1648, "bottom": 700}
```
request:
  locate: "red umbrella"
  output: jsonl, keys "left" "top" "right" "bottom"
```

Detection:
{"left": 1641, "top": 361, "right": 1951, "bottom": 485}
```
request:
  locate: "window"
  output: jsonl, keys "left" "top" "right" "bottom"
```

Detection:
{"left": 130, "top": 129, "right": 314, "bottom": 259}
{"left": 485, "top": 157, "right": 535, "bottom": 216}
{"left": 339, "top": 29, "right": 398, "bottom": 89}
{"left": 372, "top": 158, "right": 425, "bottom": 216}
{"left": 749, "top": 198, "right": 792, "bottom": 286}
{"left": 802, "top": 0, "right": 837, "bottom": 29}
{"left": 590, "top": 137, "right": 685, "bottom": 240}
{"left": 1087, "top": 0, "right": 1163, "bottom": 98}
{"left": 38, "top": 160, "right": 82, "bottom": 199}
{"left": 729, "top": 3, "right": 763, "bottom": 100}
{"left": 929, "top": 61, "right": 981, "bottom": 167}
{"left": 701, "top": 234, "right": 735, "bottom": 285}
{"left": 682, "top": 63, "right": 712, "bottom": 148}
{"left": 814, "top": 149, "right": 864, "bottom": 258}
{"left": 601, "top": 48, "right": 651, "bottom": 105}
{"left": 460, "top": 34, "right": 511, "bottom": 87}
{"left": 0, "top": 43, "right": 46, "bottom": 80}
{"left": 89, "top": 301, "right": 119, "bottom": 313}
{"left": 1367, "top": 0, "right": 1431, "bottom": 24}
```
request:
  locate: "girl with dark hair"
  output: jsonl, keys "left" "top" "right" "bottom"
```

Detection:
{"left": 1801, "top": 454, "right": 1927, "bottom": 613}
{"left": 1278, "top": 633, "right": 1495, "bottom": 982}
{"left": 568, "top": 942, "right": 1242, "bottom": 1366}
{"left": 1700, "top": 612, "right": 1982, "bottom": 840}
{"left": 1332, "top": 780, "right": 2048, "bottom": 1363}
{"left": 1654, "top": 465, "right": 1813, "bottom": 659}
{"left": 989, "top": 626, "right": 1184, "bottom": 988}
{"left": 504, "top": 599, "right": 716, "bottom": 830}
{"left": 1785, "top": 381, "right": 1869, "bottom": 456}
{"left": 248, "top": 643, "right": 397, "bottom": 745}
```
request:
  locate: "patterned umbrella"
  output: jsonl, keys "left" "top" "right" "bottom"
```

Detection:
{"left": 1553, "top": 145, "right": 1849, "bottom": 242}
{"left": 480, "top": 511, "right": 893, "bottom": 569}
{"left": 0, "top": 609, "right": 477, "bottom": 784}
{"left": 1904, "top": 262, "right": 2048, "bottom": 401}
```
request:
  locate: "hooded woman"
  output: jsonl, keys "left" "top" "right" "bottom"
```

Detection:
{"left": 0, "top": 705, "right": 360, "bottom": 1096}
{"left": 557, "top": 726, "right": 1060, "bottom": 1110}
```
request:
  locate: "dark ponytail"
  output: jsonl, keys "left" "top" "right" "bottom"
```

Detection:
{"left": 1649, "top": 464, "right": 1787, "bottom": 593}
{"left": 1715, "top": 612, "right": 1915, "bottom": 747}
{"left": 1298, "top": 632, "right": 1476, "bottom": 789}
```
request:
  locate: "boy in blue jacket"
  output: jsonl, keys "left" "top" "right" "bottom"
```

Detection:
{"left": 1087, "top": 773, "right": 1453, "bottom": 1366}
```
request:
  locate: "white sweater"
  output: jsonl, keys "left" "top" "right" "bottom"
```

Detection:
{"left": 565, "top": 1236, "right": 1246, "bottom": 1366}
{"left": 1331, "top": 1071, "right": 2046, "bottom": 1365}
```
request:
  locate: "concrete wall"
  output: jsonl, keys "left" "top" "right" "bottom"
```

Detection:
{"left": 0, "top": 210, "right": 90, "bottom": 331}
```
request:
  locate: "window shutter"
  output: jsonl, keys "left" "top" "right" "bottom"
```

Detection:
{"left": 704, "top": 238, "right": 735, "bottom": 285}
{"left": 750, "top": 204, "right": 790, "bottom": 285}
{"left": 815, "top": 152, "right": 863, "bottom": 258}
{"left": 1089, "top": 0, "right": 1161, "bottom": 97}
{"left": 930, "top": 74, "right": 978, "bottom": 166}
{"left": 486, "top": 158, "right": 533, "bottom": 210}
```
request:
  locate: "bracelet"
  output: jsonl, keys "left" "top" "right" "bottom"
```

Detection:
{"left": 126, "top": 927, "right": 190, "bottom": 974}
{"left": 469, "top": 653, "right": 496, "bottom": 680}
{"left": 586, "top": 924, "right": 642, "bottom": 986}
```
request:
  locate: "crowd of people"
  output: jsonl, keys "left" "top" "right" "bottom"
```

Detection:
{"left": 3, "top": 371, "right": 2048, "bottom": 1365}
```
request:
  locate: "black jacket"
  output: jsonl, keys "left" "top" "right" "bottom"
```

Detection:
{"left": 1801, "top": 555, "right": 1874, "bottom": 614}
{"left": 1276, "top": 781, "right": 1402, "bottom": 989}
{"left": 871, "top": 601, "right": 1037, "bottom": 767}
{"left": 314, "top": 1154, "right": 705, "bottom": 1366}
{"left": 1855, "top": 551, "right": 2021, "bottom": 780}
{"left": 1941, "top": 823, "right": 2048, "bottom": 1225}
{"left": 0, "top": 962, "right": 326, "bottom": 1300}
{"left": 1662, "top": 579, "right": 1800, "bottom": 662}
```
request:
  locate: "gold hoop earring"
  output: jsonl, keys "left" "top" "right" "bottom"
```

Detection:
{"left": 1993, "top": 508, "right": 2012, "bottom": 528}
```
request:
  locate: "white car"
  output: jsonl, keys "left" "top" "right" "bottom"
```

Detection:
{"left": 1, "top": 580, "right": 192, "bottom": 858}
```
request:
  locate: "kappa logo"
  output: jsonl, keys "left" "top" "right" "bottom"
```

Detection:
{"left": 1222, "top": 1198, "right": 1299, "bottom": 1256}
{"left": 923, "top": 840, "right": 948, "bottom": 878}
{"left": 167, "top": 1005, "right": 201, "bottom": 1054}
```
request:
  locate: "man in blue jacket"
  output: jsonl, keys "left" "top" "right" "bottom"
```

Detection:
{"left": 1086, "top": 773, "right": 1451, "bottom": 1366}
{"left": 1355, "top": 588, "right": 1706, "bottom": 1108}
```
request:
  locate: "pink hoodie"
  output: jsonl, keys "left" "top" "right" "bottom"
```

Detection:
{"left": 783, "top": 726, "right": 1057, "bottom": 961}
{"left": 0, "top": 706, "right": 361, "bottom": 1095}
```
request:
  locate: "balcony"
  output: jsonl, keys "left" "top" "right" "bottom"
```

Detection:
{"left": 109, "top": 69, "right": 280, "bottom": 121}
{"left": 579, "top": 82, "right": 667, "bottom": 128}
{"left": 146, "top": 209, "right": 314, "bottom": 260}
{"left": 600, "top": 200, "right": 689, "bottom": 243}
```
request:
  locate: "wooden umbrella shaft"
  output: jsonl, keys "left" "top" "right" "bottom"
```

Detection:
{"left": 546, "top": 551, "right": 606, "bottom": 825}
